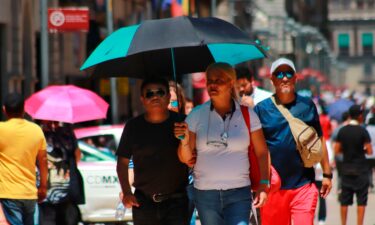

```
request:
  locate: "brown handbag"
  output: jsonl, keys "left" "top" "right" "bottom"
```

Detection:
{"left": 271, "top": 96, "right": 323, "bottom": 168}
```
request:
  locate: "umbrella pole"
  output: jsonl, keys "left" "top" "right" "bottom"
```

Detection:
{"left": 171, "top": 48, "right": 185, "bottom": 140}
{"left": 171, "top": 48, "right": 180, "bottom": 114}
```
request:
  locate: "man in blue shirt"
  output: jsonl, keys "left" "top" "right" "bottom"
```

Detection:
{"left": 254, "top": 58, "right": 332, "bottom": 225}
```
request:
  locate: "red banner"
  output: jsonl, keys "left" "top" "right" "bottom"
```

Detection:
{"left": 48, "top": 8, "right": 89, "bottom": 32}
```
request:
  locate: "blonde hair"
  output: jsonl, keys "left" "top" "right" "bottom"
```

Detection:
{"left": 206, "top": 62, "right": 238, "bottom": 100}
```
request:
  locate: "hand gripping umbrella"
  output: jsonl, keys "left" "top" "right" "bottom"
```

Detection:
{"left": 80, "top": 16, "right": 267, "bottom": 81}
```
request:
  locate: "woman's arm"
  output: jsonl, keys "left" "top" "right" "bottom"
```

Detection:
{"left": 175, "top": 122, "right": 196, "bottom": 167}
{"left": 250, "top": 128, "right": 270, "bottom": 207}
{"left": 251, "top": 129, "right": 270, "bottom": 183}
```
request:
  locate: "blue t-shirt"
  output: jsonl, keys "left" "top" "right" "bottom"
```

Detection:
{"left": 254, "top": 94, "right": 322, "bottom": 189}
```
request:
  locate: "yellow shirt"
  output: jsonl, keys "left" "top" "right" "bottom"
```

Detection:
{"left": 0, "top": 118, "right": 47, "bottom": 199}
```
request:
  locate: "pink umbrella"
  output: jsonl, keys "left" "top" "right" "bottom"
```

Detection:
{"left": 25, "top": 85, "right": 109, "bottom": 123}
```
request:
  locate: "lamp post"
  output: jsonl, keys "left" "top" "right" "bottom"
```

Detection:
{"left": 211, "top": 0, "right": 216, "bottom": 16}
{"left": 40, "top": 0, "right": 48, "bottom": 88}
{"left": 106, "top": 0, "right": 119, "bottom": 124}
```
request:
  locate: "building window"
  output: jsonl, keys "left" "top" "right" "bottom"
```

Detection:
{"left": 338, "top": 33, "right": 349, "bottom": 56}
{"left": 362, "top": 33, "right": 373, "bottom": 56}
{"left": 369, "top": 0, "right": 375, "bottom": 8}
{"left": 342, "top": 0, "right": 351, "bottom": 9}
{"left": 357, "top": 0, "right": 365, "bottom": 9}
{"left": 364, "top": 62, "right": 372, "bottom": 76}
{"left": 305, "top": 0, "right": 314, "bottom": 7}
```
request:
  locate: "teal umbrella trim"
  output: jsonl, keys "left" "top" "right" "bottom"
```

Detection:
{"left": 80, "top": 24, "right": 140, "bottom": 70}
{"left": 207, "top": 43, "right": 265, "bottom": 65}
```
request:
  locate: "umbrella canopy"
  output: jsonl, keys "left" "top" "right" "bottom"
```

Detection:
{"left": 328, "top": 98, "right": 354, "bottom": 122}
{"left": 25, "top": 85, "right": 109, "bottom": 124}
{"left": 80, "top": 16, "right": 266, "bottom": 79}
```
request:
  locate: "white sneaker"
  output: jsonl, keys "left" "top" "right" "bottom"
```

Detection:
{"left": 318, "top": 221, "right": 325, "bottom": 225}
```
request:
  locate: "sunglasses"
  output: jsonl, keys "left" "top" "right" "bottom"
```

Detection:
{"left": 274, "top": 71, "right": 295, "bottom": 79}
{"left": 144, "top": 89, "right": 166, "bottom": 99}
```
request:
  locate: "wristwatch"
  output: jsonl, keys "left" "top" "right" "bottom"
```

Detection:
{"left": 323, "top": 173, "right": 333, "bottom": 179}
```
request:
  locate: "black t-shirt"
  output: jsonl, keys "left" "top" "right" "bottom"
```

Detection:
{"left": 337, "top": 124, "right": 371, "bottom": 172}
{"left": 117, "top": 111, "right": 188, "bottom": 196}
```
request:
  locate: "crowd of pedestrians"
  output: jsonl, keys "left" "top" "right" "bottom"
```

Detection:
{"left": 1, "top": 57, "right": 374, "bottom": 225}
{"left": 114, "top": 58, "right": 334, "bottom": 225}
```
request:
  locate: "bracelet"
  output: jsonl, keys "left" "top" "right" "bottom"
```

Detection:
{"left": 323, "top": 173, "right": 333, "bottom": 179}
{"left": 259, "top": 179, "right": 270, "bottom": 185}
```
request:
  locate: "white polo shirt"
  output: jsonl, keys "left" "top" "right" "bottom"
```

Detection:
{"left": 186, "top": 100, "right": 262, "bottom": 190}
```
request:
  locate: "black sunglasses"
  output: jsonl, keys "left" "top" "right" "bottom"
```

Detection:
{"left": 273, "top": 71, "right": 295, "bottom": 79}
{"left": 144, "top": 89, "right": 166, "bottom": 99}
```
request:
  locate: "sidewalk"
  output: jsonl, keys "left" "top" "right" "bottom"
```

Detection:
{"left": 320, "top": 171, "right": 375, "bottom": 225}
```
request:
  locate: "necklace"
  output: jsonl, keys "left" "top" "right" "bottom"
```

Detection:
{"left": 206, "top": 105, "right": 234, "bottom": 146}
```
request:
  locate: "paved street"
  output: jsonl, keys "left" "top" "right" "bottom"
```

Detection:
{"left": 323, "top": 190, "right": 375, "bottom": 225}
{"left": 318, "top": 171, "right": 375, "bottom": 225}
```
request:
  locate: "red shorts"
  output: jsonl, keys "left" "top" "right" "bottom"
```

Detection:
{"left": 261, "top": 183, "right": 318, "bottom": 225}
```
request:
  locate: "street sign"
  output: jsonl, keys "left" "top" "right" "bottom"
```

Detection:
{"left": 48, "top": 7, "right": 89, "bottom": 32}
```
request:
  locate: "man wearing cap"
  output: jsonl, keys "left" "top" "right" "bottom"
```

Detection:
{"left": 334, "top": 104, "right": 372, "bottom": 225}
{"left": 254, "top": 58, "right": 332, "bottom": 225}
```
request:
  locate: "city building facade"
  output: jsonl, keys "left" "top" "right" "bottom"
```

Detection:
{"left": 329, "top": 0, "right": 375, "bottom": 94}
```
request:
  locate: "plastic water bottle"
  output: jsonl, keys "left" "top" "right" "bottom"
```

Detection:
{"left": 115, "top": 201, "right": 126, "bottom": 221}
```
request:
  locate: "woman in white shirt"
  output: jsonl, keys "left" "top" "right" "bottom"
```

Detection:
{"left": 174, "top": 62, "right": 269, "bottom": 225}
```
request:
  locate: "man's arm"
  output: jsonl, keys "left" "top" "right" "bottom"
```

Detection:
{"left": 319, "top": 137, "right": 332, "bottom": 198}
{"left": 364, "top": 142, "right": 373, "bottom": 156}
{"left": 36, "top": 149, "right": 48, "bottom": 203}
{"left": 334, "top": 140, "right": 342, "bottom": 155}
{"left": 116, "top": 157, "right": 139, "bottom": 208}
{"left": 75, "top": 147, "right": 81, "bottom": 162}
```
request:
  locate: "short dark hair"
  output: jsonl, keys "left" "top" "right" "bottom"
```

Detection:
{"left": 349, "top": 104, "right": 363, "bottom": 119}
{"left": 341, "top": 111, "right": 350, "bottom": 122}
{"left": 235, "top": 67, "right": 253, "bottom": 80}
{"left": 140, "top": 77, "right": 170, "bottom": 94}
{"left": 4, "top": 93, "right": 24, "bottom": 117}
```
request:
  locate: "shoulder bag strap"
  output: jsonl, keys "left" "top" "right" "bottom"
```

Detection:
{"left": 240, "top": 105, "right": 260, "bottom": 190}
{"left": 271, "top": 95, "right": 298, "bottom": 124}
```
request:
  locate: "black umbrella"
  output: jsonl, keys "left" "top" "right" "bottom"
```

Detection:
{"left": 81, "top": 16, "right": 267, "bottom": 80}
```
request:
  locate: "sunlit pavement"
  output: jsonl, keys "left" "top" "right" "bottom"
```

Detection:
{"left": 316, "top": 170, "right": 375, "bottom": 225}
